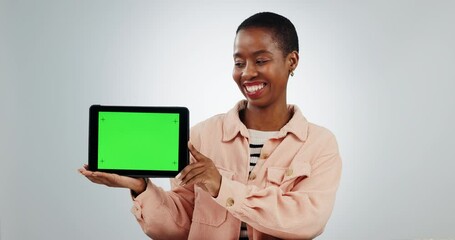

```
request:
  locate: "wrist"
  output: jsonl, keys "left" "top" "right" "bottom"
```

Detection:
{"left": 131, "top": 178, "right": 148, "bottom": 198}
{"left": 211, "top": 175, "right": 222, "bottom": 198}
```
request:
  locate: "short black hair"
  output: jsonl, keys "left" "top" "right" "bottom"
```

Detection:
{"left": 236, "top": 12, "right": 299, "bottom": 55}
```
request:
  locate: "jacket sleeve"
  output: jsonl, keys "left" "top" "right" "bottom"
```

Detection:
{"left": 131, "top": 179, "right": 195, "bottom": 239}
{"left": 131, "top": 126, "right": 204, "bottom": 239}
{"left": 213, "top": 133, "right": 342, "bottom": 239}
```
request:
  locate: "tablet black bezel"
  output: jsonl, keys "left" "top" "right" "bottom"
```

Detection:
{"left": 88, "top": 105, "right": 189, "bottom": 177}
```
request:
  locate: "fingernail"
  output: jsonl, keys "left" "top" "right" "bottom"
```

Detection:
{"left": 176, "top": 173, "right": 181, "bottom": 179}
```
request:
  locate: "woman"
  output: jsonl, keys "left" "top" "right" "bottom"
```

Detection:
{"left": 80, "top": 12, "right": 342, "bottom": 240}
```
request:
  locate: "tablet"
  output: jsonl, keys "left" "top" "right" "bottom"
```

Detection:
{"left": 88, "top": 105, "right": 189, "bottom": 177}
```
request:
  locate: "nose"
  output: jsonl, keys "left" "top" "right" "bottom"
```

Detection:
{"left": 241, "top": 62, "right": 258, "bottom": 81}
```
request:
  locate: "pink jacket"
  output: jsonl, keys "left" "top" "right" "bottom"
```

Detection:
{"left": 131, "top": 101, "right": 342, "bottom": 239}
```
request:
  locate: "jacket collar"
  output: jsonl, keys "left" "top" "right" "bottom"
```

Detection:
{"left": 222, "top": 100, "right": 309, "bottom": 142}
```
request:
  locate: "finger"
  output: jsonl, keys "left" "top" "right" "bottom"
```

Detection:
{"left": 80, "top": 169, "right": 116, "bottom": 186}
{"left": 84, "top": 174, "right": 104, "bottom": 184}
{"left": 184, "top": 173, "right": 208, "bottom": 187}
{"left": 196, "top": 183, "right": 208, "bottom": 192}
{"left": 177, "top": 162, "right": 206, "bottom": 182}
{"left": 81, "top": 170, "right": 106, "bottom": 183}
{"left": 87, "top": 174, "right": 133, "bottom": 189}
{"left": 79, "top": 165, "right": 92, "bottom": 175}
{"left": 188, "top": 142, "right": 206, "bottom": 162}
{"left": 188, "top": 142, "right": 202, "bottom": 162}
{"left": 180, "top": 166, "right": 207, "bottom": 186}
{"left": 79, "top": 168, "right": 93, "bottom": 176}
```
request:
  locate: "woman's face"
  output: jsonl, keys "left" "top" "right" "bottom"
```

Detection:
{"left": 232, "top": 27, "right": 296, "bottom": 109}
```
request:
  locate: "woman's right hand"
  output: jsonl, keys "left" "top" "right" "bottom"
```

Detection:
{"left": 78, "top": 164, "right": 147, "bottom": 195}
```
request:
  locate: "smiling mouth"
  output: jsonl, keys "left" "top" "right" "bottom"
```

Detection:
{"left": 244, "top": 83, "right": 266, "bottom": 93}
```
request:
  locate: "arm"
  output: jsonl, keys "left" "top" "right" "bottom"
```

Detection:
{"left": 214, "top": 135, "right": 341, "bottom": 239}
{"left": 79, "top": 165, "right": 194, "bottom": 239}
{"left": 131, "top": 126, "right": 208, "bottom": 239}
{"left": 131, "top": 180, "right": 195, "bottom": 240}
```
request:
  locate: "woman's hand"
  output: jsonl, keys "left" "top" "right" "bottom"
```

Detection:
{"left": 177, "top": 142, "right": 222, "bottom": 198}
{"left": 78, "top": 164, "right": 147, "bottom": 195}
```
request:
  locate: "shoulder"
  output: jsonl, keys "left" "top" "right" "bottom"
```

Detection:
{"left": 191, "top": 113, "right": 227, "bottom": 133}
{"left": 191, "top": 101, "right": 245, "bottom": 139}
{"left": 189, "top": 113, "right": 228, "bottom": 148}
{"left": 286, "top": 105, "right": 337, "bottom": 145}
{"left": 306, "top": 122, "right": 339, "bottom": 154}
{"left": 307, "top": 122, "right": 336, "bottom": 140}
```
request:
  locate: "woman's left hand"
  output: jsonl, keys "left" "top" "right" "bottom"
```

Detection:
{"left": 177, "top": 142, "right": 222, "bottom": 197}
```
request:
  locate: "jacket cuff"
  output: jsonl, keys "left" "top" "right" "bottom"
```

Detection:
{"left": 213, "top": 176, "right": 248, "bottom": 216}
{"left": 130, "top": 178, "right": 149, "bottom": 200}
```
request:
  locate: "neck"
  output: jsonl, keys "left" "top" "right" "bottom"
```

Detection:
{"left": 240, "top": 101, "right": 292, "bottom": 131}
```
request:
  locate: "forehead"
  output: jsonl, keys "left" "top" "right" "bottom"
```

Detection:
{"left": 233, "top": 27, "right": 280, "bottom": 56}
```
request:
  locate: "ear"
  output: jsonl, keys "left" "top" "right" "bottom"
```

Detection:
{"left": 287, "top": 50, "right": 300, "bottom": 72}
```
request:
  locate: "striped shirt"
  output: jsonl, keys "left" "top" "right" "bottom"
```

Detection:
{"left": 240, "top": 129, "right": 278, "bottom": 239}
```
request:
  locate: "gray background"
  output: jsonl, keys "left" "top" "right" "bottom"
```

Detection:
{"left": 1, "top": 0, "right": 454, "bottom": 239}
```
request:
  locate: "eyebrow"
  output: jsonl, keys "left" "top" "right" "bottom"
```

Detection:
{"left": 233, "top": 49, "right": 273, "bottom": 58}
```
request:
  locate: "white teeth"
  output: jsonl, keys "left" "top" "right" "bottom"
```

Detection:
{"left": 245, "top": 83, "right": 265, "bottom": 93}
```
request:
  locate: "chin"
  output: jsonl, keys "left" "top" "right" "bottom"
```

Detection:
{"left": 245, "top": 98, "right": 270, "bottom": 109}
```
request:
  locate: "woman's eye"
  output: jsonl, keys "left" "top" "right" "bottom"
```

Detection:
{"left": 235, "top": 62, "right": 245, "bottom": 68}
{"left": 256, "top": 59, "right": 268, "bottom": 65}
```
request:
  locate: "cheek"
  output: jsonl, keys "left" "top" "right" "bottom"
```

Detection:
{"left": 232, "top": 70, "right": 245, "bottom": 94}
{"left": 271, "top": 64, "right": 289, "bottom": 81}
{"left": 232, "top": 68, "right": 241, "bottom": 83}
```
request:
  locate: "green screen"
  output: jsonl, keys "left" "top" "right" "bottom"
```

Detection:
{"left": 98, "top": 111, "right": 180, "bottom": 171}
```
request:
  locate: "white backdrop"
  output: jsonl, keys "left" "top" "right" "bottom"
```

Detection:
{"left": 1, "top": 0, "right": 454, "bottom": 239}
